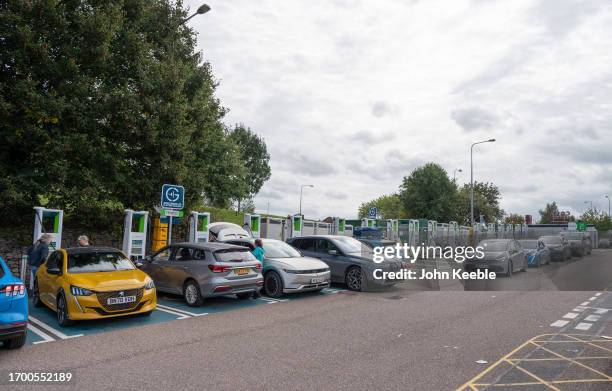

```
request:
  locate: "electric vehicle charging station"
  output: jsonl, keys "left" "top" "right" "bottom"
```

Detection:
{"left": 33, "top": 206, "right": 63, "bottom": 249}
{"left": 122, "top": 210, "right": 149, "bottom": 261}
{"left": 449, "top": 221, "right": 459, "bottom": 246}
{"left": 361, "top": 218, "right": 376, "bottom": 228}
{"left": 428, "top": 220, "right": 438, "bottom": 245}
{"left": 244, "top": 214, "right": 261, "bottom": 238}
{"left": 332, "top": 217, "right": 345, "bottom": 235}
{"left": 189, "top": 211, "right": 210, "bottom": 243}
{"left": 291, "top": 214, "right": 303, "bottom": 238}
{"left": 408, "top": 219, "right": 419, "bottom": 248}
{"left": 387, "top": 219, "right": 399, "bottom": 241}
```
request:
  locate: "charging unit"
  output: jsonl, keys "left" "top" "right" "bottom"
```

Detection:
{"left": 189, "top": 212, "right": 211, "bottom": 243}
{"left": 244, "top": 214, "right": 261, "bottom": 238}
{"left": 291, "top": 214, "right": 303, "bottom": 238}
{"left": 387, "top": 219, "right": 399, "bottom": 241}
{"left": 33, "top": 207, "right": 63, "bottom": 249}
{"left": 408, "top": 219, "right": 419, "bottom": 248}
{"left": 122, "top": 210, "right": 149, "bottom": 260}
{"left": 361, "top": 218, "right": 376, "bottom": 228}
{"left": 332, "top": 217, "right": 345, "bottom": 235}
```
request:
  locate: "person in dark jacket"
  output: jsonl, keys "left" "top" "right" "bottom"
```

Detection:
{"left": 28, "top": 233, "right": 52, "bottom": 289}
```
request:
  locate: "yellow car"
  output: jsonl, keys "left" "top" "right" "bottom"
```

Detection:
{"left": 32, "top": 247, "right": 156, "bottom": 326}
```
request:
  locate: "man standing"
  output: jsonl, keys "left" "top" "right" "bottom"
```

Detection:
{"left": 77, "top": 235, "right": 90, "bottom": 247}
{"left": 27, "top": 233, "right": 52, "bottom": 289}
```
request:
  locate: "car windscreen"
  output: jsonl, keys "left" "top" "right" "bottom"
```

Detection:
{"left": 479, "top": 241, "right": 508, "bottom": 251}
{"left": 262, "top": 241, "right": 301, "bottom": 258}
{"left": 334, "top": 237, "right": 371, "bottom": 254}
{"left": 214, "top": 249, "right": 257, "bottom": 262}
{"left": 542, "top": 237, "right": 561, "bottom": 245}
{"left": 68, "top": 251, "right": 134, "bottom": 273}
{"left": 519, "top": 241, "right": 538, "bottom": 249}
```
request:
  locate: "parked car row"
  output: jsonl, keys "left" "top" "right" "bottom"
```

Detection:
{"left": 465, "top": 231, "right": 594, "bottom": 277}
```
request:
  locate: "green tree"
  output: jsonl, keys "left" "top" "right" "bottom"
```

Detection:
{"left": 456, "top": 182, "right": 503, "bottom": 225}
{"left": 229, "top": 124, "right": 271, "bottom": 211}
{"left": 580, "top": 208, "right": 612, "bottom": 232}
{"left": 504, "top": 213, "right": 525, "bottom": 225}
{"left": 538, "top": 202, "right": 560, "bottom": 224}
{"left": 0, "top": 0, "right": 266, "bottom": 222}
{"left": 358, "top": 194, "right": 404, "bottom": 219}
{"left": 399, "top": 163, "right": 458, "bottom": 221}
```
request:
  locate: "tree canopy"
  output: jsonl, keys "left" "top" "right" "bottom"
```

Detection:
{"left": 0, "top": 0, "right": 270, "bottom": 223}
{"left": 358, "top": 194, "right": 404, "bottom": 219}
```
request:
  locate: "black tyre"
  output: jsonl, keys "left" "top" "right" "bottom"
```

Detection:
{"left": 183, "top": 280, "right": 204, "bottom": 307}
{"left": 3, "top": 333, "right": 26, "bottom": 349}
{"left": 505, "top": 261, "right": 513, "bottom": 278}
{"left": 56, "top": 293, "right": 74, "bottom": 327}
{"left": 345, "top": 266, "right": 364, "bottom": 291}
{"left": 236, "top": 292, "right": 254, "bottom": 300}
{"left": 31, "top": 279, "right": 43, "bottom": 308}
{"left": 264, "top": 271, "right": 284, "bottom": 298}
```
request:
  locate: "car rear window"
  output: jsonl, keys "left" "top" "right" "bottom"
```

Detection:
{"left": 214, "top": 249, "right": 257, "bottom": 263}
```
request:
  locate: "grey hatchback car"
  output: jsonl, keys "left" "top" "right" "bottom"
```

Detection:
{"left": 287, "top": 235, "right": 404, "bottom": 291}
{"left": 464, "top": 239, "right": 527, "bottom": 277}
{"left": 138, "top": 242, "right": 263, "bottom": 306}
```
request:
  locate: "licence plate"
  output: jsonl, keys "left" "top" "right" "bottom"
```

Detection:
{"left": 310, "top": 277, "right": 325, "bottom": 283}
{"left": 477, "top": 264, "right": 489, "bottom": 269}
{"left": 235, "top": 268, "right": 250, "bottom": 275}
{"left": 107, "top": 296, "right": 136, "bottom": 305}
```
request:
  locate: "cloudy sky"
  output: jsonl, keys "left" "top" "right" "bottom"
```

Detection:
{"left": 186, "top": 0, "right": 612, "bottom": 220}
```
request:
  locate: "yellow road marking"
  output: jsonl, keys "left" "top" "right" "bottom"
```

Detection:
{"left": 564, "top": 334, "right": 612, "bottom": 354}
{"left": 529, "top": 341, "right": 611, "bottom": 381}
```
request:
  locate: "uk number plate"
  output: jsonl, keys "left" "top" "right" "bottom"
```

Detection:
{"left": 310, "top": 277, "right": 325, "bottom": 284}
{"left": 107, "top": 296, "right": 136, "bottom": 305}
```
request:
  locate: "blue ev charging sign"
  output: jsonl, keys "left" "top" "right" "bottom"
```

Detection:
{"left": 161, "top": 184, "right": 185, "bottom": 210}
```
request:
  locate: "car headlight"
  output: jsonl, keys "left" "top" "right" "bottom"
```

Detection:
{"left": 70, "top": 285, "right": 93, "bottom": 296}
{"left": 283, "top": 269, "right": 304, "bottom": 274}
{"left": 144, "top": 279, "right": 155, "bottom": 290}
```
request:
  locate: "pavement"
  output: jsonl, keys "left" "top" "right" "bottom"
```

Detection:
{"left": 1, "top": 250, "right": 610, "bottom": 391}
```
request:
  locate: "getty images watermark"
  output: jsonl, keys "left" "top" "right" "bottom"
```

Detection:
{"left": 371, "top": 243, "right": 496, "bottom": 281}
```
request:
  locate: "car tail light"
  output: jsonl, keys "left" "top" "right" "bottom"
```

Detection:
{"left": 255, "top": 263, "right": 261, "bottom": 270}
{"left": 2, "top": 284, "right": 25, "bottom": 297}
{"left": 208, "top": 265, "right": 231, "bottom": 273}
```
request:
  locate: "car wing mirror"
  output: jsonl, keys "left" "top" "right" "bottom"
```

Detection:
{"left": 135, "top": 261, "right": 144, "bottom": 268}
{"left": 328, "top": 250, "right": 338, "bottom": 256}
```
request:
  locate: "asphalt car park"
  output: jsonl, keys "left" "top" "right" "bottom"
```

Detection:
{"left": 22, "top": 286, "right": 348, "bottom": 346}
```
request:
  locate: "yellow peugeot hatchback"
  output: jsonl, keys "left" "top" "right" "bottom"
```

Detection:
{"left": 32, "top": 247, "right": 156, "bottom": 326}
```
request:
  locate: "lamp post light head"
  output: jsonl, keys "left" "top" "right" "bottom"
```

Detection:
{"left": 196, "top": 4, "right": 211, "bottom": 14}
{"left": 488, "top": 139, "right": 496, "bottom": 142}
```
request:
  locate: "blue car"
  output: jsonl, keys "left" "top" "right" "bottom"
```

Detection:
{"left": 518, "top": 240, "right": 551, "bottom": 267}
{"left": 0, "top": 256, "right": 28, "bottom": 349}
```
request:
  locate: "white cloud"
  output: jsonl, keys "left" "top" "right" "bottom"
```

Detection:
{"left": 187, "top": 0, "right": 612, "bottom": 220}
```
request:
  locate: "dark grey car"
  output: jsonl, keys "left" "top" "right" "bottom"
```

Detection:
{"left": 138, "top": 242, "right": 263, "bottom": 306}
{"left": 287, "top": 235, "right": 404, "bottom": 291}
{"left": 540, "top": 235, "right": 572, "bottom": 261}
{"left": 465, "top": 239, "right": 527, "bottom": 277}
{"left": 561, "top": 232, "right": 592, "bottom": 257}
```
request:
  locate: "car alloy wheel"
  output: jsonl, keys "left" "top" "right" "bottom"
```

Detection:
{"left": 183, "top": 281, "right": 203, "bottom": 307}
{"left": 56, "top": 293, "right": 73, "bottom": 326}
{"left": 264, "top": 271, "right": 283, "bottom": 298}
{"left": 346, "top": 267, "right": 363, "bottom": 291}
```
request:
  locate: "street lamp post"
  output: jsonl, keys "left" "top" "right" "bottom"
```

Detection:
{"left": 453, "top": 169, "right": 463, "bottom": 182}
{"left": 584, "top": 200, "right": 593, "bottom": 212}
{"left": 183, "top": 4, "right": 211, "bottom": 24}
{"left": 299, "top": 185, "right": 314, "bottom": 216}
{"left": 470, "top": 139, "right": 496, "bottom": 227}
{"left": 606, "top": 195, "right": 611, "bottom": 217}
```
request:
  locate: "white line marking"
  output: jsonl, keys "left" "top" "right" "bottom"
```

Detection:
{"left": 155, "top": 307, "right": 189, "bottom": 319}
{"left": 575, "top": 322, "right": 592, "bottom": 331}
{"left": 595, "top": 309, "right": 609, "bottom": 314}
{"left": 550, "top": 320, "right": 570, "bottom": 327}
{"left": 28, "top": 316, "right": 83, "bottom": 339}
{"left": 563, "top": 313, "right": 579, "bottom": 319}
{"left": 573, "top": 307, "right": 586, "bottom": 312}
{"left": 588, "top": 297, "right": 597, "bottom": 301}
{"left": 580, "top": 302, "right": 590, "bottom": 306}
{"left": 156, "top": 304, "right": 207, "bottom": 317}
{"left": 27, "top": 324, "right": 55, "bottom": 344}
{"left": 259, "top": 297, "right": 289, "bottom": 302}
{"left": 584, "top": 315, "right": 601, "bottom": 322}
{"left": 595, "top": 293, "right": 602, "bottom": 296}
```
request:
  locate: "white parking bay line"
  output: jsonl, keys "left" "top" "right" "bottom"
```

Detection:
{"left": 573, "top": 307, "right": 587, "bottom": 312}
{"left": 588, "top": 297, "right": 597, "bottom": 301}
{"left": 28, "top": 316, "right": 83, "bottom": 339}
{"left": 595, "top": 293, "right": 602, "bottom": 296}
{"left": 595, "top": 309, "right": 609, "bottom": 314}
{"left": 575, "top": 322, "right": 593, "bottom": 331}
{"left": 27, "top": 324, "right": 55, "bottom": 344}
{"left": 156, "top": 304, "right": 207, "bottom": 317}
{"left": 580, "top": 302, "right": 590, "bottom": 306}
{"left": 155, "top": 307, "right": 190, "bottom": 319}
{"left": 563, "top": 313, "right": 579, "bottom": 319}
{"left": 550, "top": 320, "right": 570, "bottom": 327}
{"left": 584, "top": 315, "right": 601, "bottom": 322}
